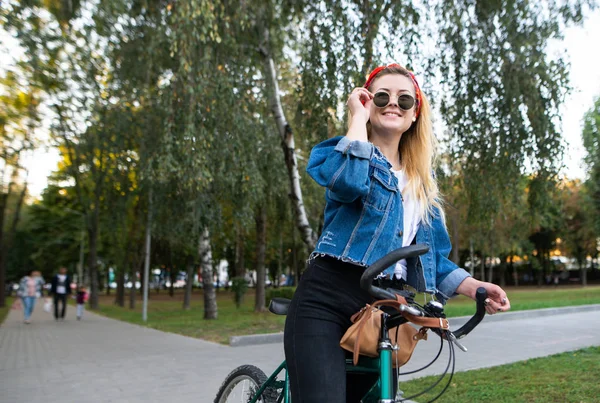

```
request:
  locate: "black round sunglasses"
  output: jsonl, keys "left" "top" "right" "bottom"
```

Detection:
{"left": 372, "top": 92, "right": 416, "bottom": 111}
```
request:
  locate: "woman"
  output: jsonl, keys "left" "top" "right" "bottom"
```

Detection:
{"left": 283, "top": 64, "right": 511, "bottom": 402}
{"left": 18, "top": 270, "right": 45, "bottom": 324}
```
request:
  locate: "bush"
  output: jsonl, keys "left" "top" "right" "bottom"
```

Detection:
{"left": 230, "top": 277, "right": 248, "bottom": 308}
{"left": 265, "top": 286, "right": 296, "bottom": 305}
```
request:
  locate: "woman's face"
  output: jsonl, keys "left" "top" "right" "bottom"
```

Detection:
{"left": 368, "top": 73, "right": 417, "bottom": 137}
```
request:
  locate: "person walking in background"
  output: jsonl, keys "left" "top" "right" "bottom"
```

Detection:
{"left": 51, "top": 267, "right": 72, "bottom": 320}
{"left": 17, "top": 270, "right": 45, "bottom": 324}
{"left": 75, "top": 285, "right": 87, "bottom": 320}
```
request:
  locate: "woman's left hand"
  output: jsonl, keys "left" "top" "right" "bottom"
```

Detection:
{"left": 477, "top": 281, "right": 511, "bottom": 315}
{"left": 457, "top": 277, "right": 511, "bottom": 315}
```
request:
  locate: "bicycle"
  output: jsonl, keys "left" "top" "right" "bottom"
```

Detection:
{"left": 214, "top": 244, "right": 488, "bottom": 403}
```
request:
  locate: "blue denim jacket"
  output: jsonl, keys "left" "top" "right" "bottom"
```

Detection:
{"left": 306, "top": 136, "right": 470, "bottom": 303}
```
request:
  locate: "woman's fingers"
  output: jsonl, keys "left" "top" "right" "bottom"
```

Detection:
{"left": 483, "top": 293, "right": 511, "bottom": 315}
{"left": 347, "top": 87, "right": 373, "bottom": 106}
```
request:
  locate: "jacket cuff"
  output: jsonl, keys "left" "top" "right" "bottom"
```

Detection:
{"left": 334, "top": 137, "right": 372, "bottom": 159}
{"left": 436, "top": 268, "right": 471, "bottom": 302}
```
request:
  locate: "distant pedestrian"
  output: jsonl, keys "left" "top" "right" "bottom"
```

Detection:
{"left": 51, "top": 267, "right": 72, "bottom": 320}
{"left": 75, "top": 285, "right": 88, "bottom": 320}
{"left": 17, "top": 270, "right": 45, "bottom": 324}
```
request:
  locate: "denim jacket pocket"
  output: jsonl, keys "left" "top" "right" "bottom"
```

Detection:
{"left": 364, "top": 168, "right": 398, "bottom": 211}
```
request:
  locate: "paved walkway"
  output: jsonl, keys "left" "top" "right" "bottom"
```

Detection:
{"left": 1, "top": 301, "right": 599, "bottom": 403}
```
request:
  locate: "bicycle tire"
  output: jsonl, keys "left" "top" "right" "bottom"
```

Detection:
{"left": 214, "top": 364, "right": 279, "bottom": 403}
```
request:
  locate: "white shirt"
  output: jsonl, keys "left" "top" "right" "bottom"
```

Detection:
{"left": 56, "top": 274, "right": 67, "bottom": 294}
{"left": 391, "top": 169, "right": 420, "bottom": 280}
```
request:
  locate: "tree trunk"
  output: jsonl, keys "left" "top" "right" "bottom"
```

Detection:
{"left": 258, "top": 26, "right": 317, "bottom": 250}
{"left": 183, "top": 256, "right": 194, "bottom": 310}
{"left": 480, "top": 253, "right": 485, "bottom": 281}
{"left": 115, "top": 265, "right": 125, "bottom": 307}
{"left": 0, "top": 177, "right": 27, "bottom": 308}
{"left": 199, "top": 228, "right": 217, "bottom": 319}
{"left": 0, "top": 183, "right": 14, "bottom": 309}
{"left": 450, "top": 208, "right": 459, "bottom": 264}
{"left": 235, "top": 227, "right": 246, "bottom": 278}
{"left": 536, "top": 252, "right": 545, "bottom": 287}
{"left": 292, "top": 206, "right": 299, "bottom": 286}
{"left": 580, "top": 259, "right": 588, "bottom": 287}
{"left": 129, "top": 256, "right": 136, "bottom": 309}
{"left": 255, "top": 205, "right": 267, "bottom": 312}
{"left": 278, "top": 229, "right": 283, "bottom": 287}
{"left": 138, "top": 243, "right": 146, "bottom": 296}
{"left": 357, "top": 0, "right": 389, "bottom": 79}
{"left": 168, "top": 247, "right": 176, "bottom": 297}
{"left": 469, "top": 238, "right": 475, "bottom": 277}
{"left": 487, "top": 234, "right": 494, "bottom": 283}
{"left": 88, "top": 206, "right": 100, "bottom": 309}
{"left": 499, "top": 261, "right": 506, "bottom": 288}
{"left": 511, "top": 255, "right": 519, "bottom": 287}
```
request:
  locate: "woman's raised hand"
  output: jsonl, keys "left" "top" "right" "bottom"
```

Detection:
{"left": 347, "top": 87, "right": 373, "bottom": 123}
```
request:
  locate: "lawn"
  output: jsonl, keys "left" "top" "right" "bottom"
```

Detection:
{"left": 0, "top": 297, "right": 14, "bottom": 326}
{"left": 94, "top": 285, "right": 600, "bottom": 344}
{"left": 96, "top": 290, "right": 286, "bottom": 344}
{"left": 443, "top": 285, "right": 600, "bottom": 317}
{"left": 400, "top": 346, "right": 600, "bottom": 403}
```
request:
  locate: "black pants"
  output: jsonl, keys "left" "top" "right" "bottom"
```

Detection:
{"left": 53, "top": 293, "right": 67, "bottom": 319}
{"left": 284, "top": 256, "right": 381, "bottom": 403}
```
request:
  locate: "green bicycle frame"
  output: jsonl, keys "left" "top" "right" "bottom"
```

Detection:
{"left": 253, "top": 312, "right": 396, "bottom": 403}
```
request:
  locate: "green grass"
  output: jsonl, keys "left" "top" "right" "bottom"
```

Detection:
{"left": 0, "top": 297, "right": 14, "bottom": 325}
{"left": 95, "top": 291, "right": 286, "bottom": 344}
{"left": 94, "top": 285, "right": 600, "bottom": 344}
{"left": 400, "top": 346, "right": 600, "bottom": 402}
{"left": 443, "top": 285, "right": 600, "bottom": 317}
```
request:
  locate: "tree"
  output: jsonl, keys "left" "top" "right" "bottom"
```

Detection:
{"left": 582, "top": 96, "right": 600, "bottom": 270}
{"left": 437, "top": 0, "right": 593, "bottom": 263}
{"left": 559, "top": 180, "right": 596, "bottom": 286}
{"left": 0, "top": 68, "right": 40, "bottom": 307}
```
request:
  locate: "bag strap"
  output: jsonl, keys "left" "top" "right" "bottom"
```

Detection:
{"left": 372, "top": 295, "right": 450, "bottom": 330}
{"left": 349, "top": 295, "right": 450, "bottom": 366}
{"left": 352, "top": 304, "right": 375, "bottom": 365}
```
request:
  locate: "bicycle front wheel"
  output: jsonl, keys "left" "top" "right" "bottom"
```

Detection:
{"left": 214, "top": 364, "right": 278, "bottom": 403}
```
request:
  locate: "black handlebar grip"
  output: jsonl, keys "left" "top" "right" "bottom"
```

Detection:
{"left": 359, "top": 244, "right": 430, "bottom": 300}
{"left": 453, "top": 287, "right": 488, "bottom": 339}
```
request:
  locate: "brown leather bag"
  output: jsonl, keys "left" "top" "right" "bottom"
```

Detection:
{"left": 340, "top": 296, "right": 449, "bottom": 367}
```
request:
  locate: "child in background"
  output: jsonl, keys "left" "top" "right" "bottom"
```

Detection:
{"left": 76, "top": 286, "right": 87, "bottom": 320}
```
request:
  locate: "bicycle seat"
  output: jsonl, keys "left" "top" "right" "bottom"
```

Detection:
{"left": 268, "top": 297, "right": 291, "bottom": 315}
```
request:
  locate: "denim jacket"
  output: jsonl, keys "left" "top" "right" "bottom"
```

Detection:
{"left": 306, "top": 136, "right": 470, "bottom": 303}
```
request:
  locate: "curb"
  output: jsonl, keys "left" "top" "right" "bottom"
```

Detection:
{"left": 229, "top": 304, "right": 600, "bottom": 347}
{"left": 230, "top": 332, "right": 284, "bottom": 347}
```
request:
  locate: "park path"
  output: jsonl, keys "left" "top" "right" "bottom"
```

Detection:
{"left": 1, "top": 300, "right": 599, "bottom": 403}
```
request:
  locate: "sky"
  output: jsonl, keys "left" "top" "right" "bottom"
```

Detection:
{"left": 3, "top": 7, "right": 600, "bottom": 198}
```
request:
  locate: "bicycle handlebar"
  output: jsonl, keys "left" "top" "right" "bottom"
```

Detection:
{"left": 360, "top": 244, "right": 488, "bottom": 341}
{"left": 452, "top": 287, "right": 487, "bottom": 339}
{"left": 359, "top": 244, "right": 430, "bottom": 300}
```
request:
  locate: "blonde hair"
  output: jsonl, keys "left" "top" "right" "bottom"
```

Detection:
{"left": 366, "top": 65, "right": 445, "bottom": 226}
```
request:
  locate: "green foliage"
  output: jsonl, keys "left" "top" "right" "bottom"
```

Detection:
{"left": 265, "top": 286, "right": 296, "bottom": 305}
{"left": 3, "top": 0, "right": 598, "bottom": 310}
{"left": 436, "top": 0, "right": 593, "bottom": 228}
{"left": 230, "top": 277, "right": 248, "bottom": 308}
{"left": 582, "top": 96, "right": 600, "bottom": 238}
{"left": 13, "top": 186, "right": 85, "bottom": 279}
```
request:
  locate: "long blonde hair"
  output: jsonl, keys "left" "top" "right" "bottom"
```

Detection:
{"left": 366, "top": 65, "right": 445, "bottom": 226}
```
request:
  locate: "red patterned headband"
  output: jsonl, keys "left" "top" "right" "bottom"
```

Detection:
{"left": 363, "top": 63, "right": 422, "bottom": 118}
